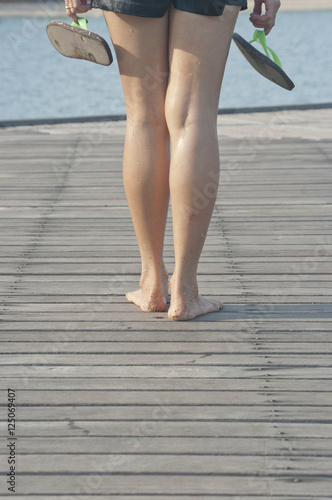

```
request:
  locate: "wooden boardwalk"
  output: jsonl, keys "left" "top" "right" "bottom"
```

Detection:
{"left": 0, "top": 109, "right": 331, "bottom": 498}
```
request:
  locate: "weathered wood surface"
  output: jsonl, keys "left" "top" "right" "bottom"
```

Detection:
{"left": 0, "top": 111, "right": 332, "bottom": 498}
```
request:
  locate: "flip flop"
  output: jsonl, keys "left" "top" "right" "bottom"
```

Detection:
{"left": 46, "top": 17, "right": 113, "bottom": 66}
{"left": 232, "top": 29, "right": 295, "bottom": 91}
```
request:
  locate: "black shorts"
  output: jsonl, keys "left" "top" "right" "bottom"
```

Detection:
{"left": 91, "top": 0, "right": 248, "bottom": 17}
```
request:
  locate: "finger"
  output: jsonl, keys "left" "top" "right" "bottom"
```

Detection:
{"left": 72, "top": 0, "right": 92, "bottom": 11}
{"left": 249, "top": 18, "right": 274, "bottom": 35}
{"left": 65, "top": 2, "right": 79, "bottom": 23}
{"left": 250, "top": 0, "right": 280, "bottom": 34}
{"left": 264, "top": 0, "right": 280, "bottom": 32}
{"left": 250, "top": 11, "right": 273, "bottom": 23}
{"left": 249, "top": 12, "right": 274, "bottom": 30}
{"left": 252, "top": 0, "right": 263, "bottom": 16}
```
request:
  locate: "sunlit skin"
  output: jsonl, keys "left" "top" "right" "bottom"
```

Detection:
{"left": 64, "top": 0, "right": 280, "bottom": 320}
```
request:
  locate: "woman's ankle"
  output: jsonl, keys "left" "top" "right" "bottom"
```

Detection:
{"left": 169, "top": 272, "right": 198, "bottom": 299}
{"left": 140, "top": 263, "right": 168, "bottom": 289}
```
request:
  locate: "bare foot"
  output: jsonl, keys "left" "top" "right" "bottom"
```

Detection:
{"left": 168, "top": 285, "right": 223, "bottom": 321}
{"left": 126, "top": 269, "right": 169, "bottom": 313}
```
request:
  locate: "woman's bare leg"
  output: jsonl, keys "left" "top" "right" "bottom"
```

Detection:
{"left": 166, "top": 6, "right": 240, "bottom": 320}
{"left": 104, "top": 11, "right": 170, "bottom": 312}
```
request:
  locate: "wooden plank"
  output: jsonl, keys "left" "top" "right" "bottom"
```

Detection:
{"left": 1, "top": 353, "right": 332, "bottom": 367}
{"left": 6, "top": 405, "right": 331, "bottom": 422}
{"left": 8, "top": 454, "right": 332, "bottom": 475}
{"left": 1, "top": 365, "right": 331, "bottom": 379}
{"left": 5, "top": 390, "right": 332, "bottom": 406}
{"left": 4, "top": 474, "right": 332, "bottom": 496}
{"left": 1, "top": 420, "right": 331, "bottom": 438}
{"left": 6, "top": 498, "right": 331, "bottom": 500}
{"left": 0, "top": 377, "right": 329, "bottom": 391}
{"left": 1, "top": 319, "right": 332, "bottom": 332}
{"left": 6, "top": 498, "right": 332, "bottom": 500}
{"left": 6, "top": 436, "right": 332, "bottom": 456}
{"left": 1, "top": 341, "right": 332, "bottom": 355}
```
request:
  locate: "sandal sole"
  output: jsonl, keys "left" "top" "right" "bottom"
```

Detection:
{"left": 46, "top": 20, "right": 113, "bottom": 66}
{"left": 233, "top": 33, "right": 295, "bottom": 91}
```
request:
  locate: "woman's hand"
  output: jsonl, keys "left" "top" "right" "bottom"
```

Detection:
{"left": 65, "top": 0, "right": 92, "bottom": 25}
{"left": 249, "top": 0, "right": 281, "bottom": 35}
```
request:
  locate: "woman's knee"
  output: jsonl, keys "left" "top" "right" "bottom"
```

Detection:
{"left": 125, "top": 98, "right": 167, "bottom": 131}
{"left": 165, "top": 93, "right": 217, "bottom": 136}
{"left": 123, "top": 82, "right": 167, "bottom": 129}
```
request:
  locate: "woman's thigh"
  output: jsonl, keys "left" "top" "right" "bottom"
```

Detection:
{"left": 165, "top": 5, "right": 240, "bottom": 127}
{"left": 103, "top": 10, "right": 170, "bottom": 122}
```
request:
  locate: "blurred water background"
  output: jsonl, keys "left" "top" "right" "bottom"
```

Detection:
{"left": 1, "top": 9, "right": 332, "bottom": 121}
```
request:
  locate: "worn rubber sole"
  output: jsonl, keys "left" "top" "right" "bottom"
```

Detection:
{"left": 46, "top": 20, "right": 113, "bottom": 66}
{"left": 233, "top": 33, "right": 295, "bottom": 91}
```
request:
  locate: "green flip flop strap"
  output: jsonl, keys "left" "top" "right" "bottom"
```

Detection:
{"left": 249, "top": 29, "right": 283, "bottom": 68}
{"left": 71, "top": 17, "right": 87, "bottom": 30}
